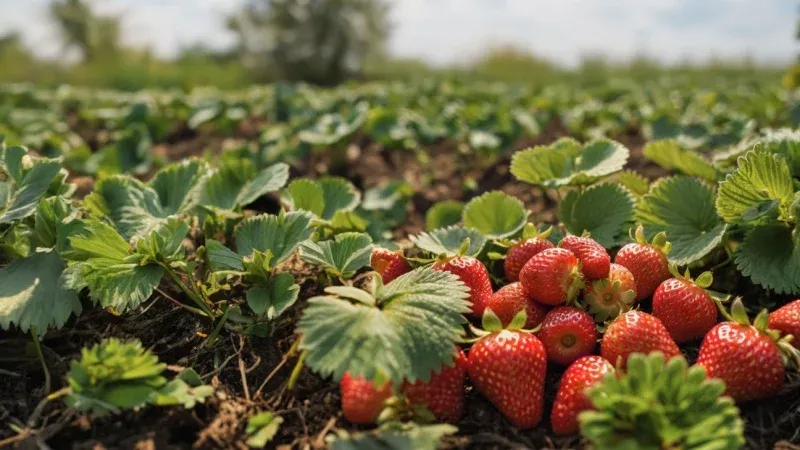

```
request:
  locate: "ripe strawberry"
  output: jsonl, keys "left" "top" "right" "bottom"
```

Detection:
{"left": 614, "top": 225, "right": 671, "bottom": 301}
{"left": 433, "top": 256, "right": 493, "bottom": 317}
{"left": 559, "top": 235, "right": 610, "bottom": 280}
{"left": 519, "top": 248, "right": 583, "bottom": 306}
{"left": 340, "top": 372, "right": 392, "bottom": 424}
{"left": 600, "top": 310, "right": 681, "bottom": 368}
{"left": 504, "top": 230, "right": 555, "bottom": 282}
{"left": 468, "top": 311, "right": 547, "bottom": 429}
{"left": 371, "top": 248, "right": 411, "bottom": 284}
{"left": 551, "top": 355, "right": 614, "bottom": 435}
{"left": 484, "top": 282, "right": 550, "bottom": 328}
{"left": 651, "top": 270, "right": 717, "bottom": 343}
{"left": 769, "top": 299, "right": 800, "bottom": 348}
{"left": 538, "top": 307, "right": 598, "bottom": 365}
{"left": 696, "top": 299, "right": 796, "bottom": 402}
{"left": 584, "top": 263, "right": 637, "bottom": 321}
{"left": 402, "top": 348, "right": 467, "bottom": 423}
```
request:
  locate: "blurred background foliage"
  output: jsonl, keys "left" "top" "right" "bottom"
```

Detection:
{"left": 0, "top": 0, "right": 791, "bottom": 90}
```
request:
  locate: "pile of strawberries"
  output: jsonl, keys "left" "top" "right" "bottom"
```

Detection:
{"left": 345, "top": 228, "right": 800, "bottom": 436}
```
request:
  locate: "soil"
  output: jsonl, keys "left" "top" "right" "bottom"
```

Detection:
{"left": 2, "top": 117, "right": 799, "bottom": 450}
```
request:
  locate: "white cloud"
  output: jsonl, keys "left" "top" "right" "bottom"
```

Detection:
{"left": 0, "top": 0, "right": 794, "bottom": 65}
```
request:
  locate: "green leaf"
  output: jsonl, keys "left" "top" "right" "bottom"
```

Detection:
{"left": 80, "top": 260, "right": 165, "bottom": 312}
{"left": 716, "top": 150, "right": 795, "bottom": 223}
{"left": 425, "top": 200, "right": 464, "bottom": 231}
{"left": 462, "top": 191, "right": 528, "bottom": 239}
{"left": 636, "top": 177, "right": 727, "bottom": 265}
{"left": 246, "top": 273, "right": 299, "bottom": 319}
{"left": 756, "top": 129, "right": 800, "bottom": 177}
{"left": 618, "top": 170, "right": 650, "bottom": 197}
{"left": 0, "top": 250, "right": 81, "bottom": 332}
{"left": 246, "top": 412, "right": 284, "bottom": 448}
{"left": 329, "top": 423, "right": 458, "bottom": 450}
{"left": 558, "top": 183, "right": 635, "bottom": 248}
{"left": 153, "top": 378, "right": 213, "bottom": 409}
{"left": 735, "top": 224, "right": 800, "bottom": 294}
{"left": 642, "top": 140, "right": 718, "bottom": 182}
{"left": 283, "top": 179, "right": 325, "bottom": 217}
{"left": 319, "top": 177, "right": 361, "bottom": 220}
{"left": 234, "top": 211, "right": 314, "bottom": 264}
{"left": 206, "top": 239, "right": 244, "bottom": 272}
{"left": 85, "top": 176, "right": 167, "bottom": 240}
{"left": 297, "top": 267, "right": 470, "bottom": 387}
{"left": 149, "top": 159, "right": 208, "bottom": 215}
{"left": 236, "top": 163, "right": 290, "bottom": 207}
{"left": 197, "top": 160, "right": 289, "bottom": 210}
{"left": 410, "top": 226, "right": 486, "bottom": 258}
{"left": 65, "top": 220, "right": 129, "bottom": 261}
{"left": 34, "top": 196, "right": 73, "bottom": 249}
{"left": 300, "top": 232, "right": 374, "bottom": 279}
{"left": 511, "top": 138, "right": 629, "bottom": 188}
{"left": 0, "top": 159, "right": 62, "bottom": 224}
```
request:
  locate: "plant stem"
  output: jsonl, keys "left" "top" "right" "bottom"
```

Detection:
{"left": 160, "top": 263, "right": 214, "bottom": 318}
{"left": 30, "top": 328, "right": 50, "bottom": 396}
{"left": 155, "top": 288, "right": 208, "bottom": 317}
{"left": 204, "top": 306, "right": 233, "bottom": 349}
{"left": 287, "top": 350, "right": 307, "bottom": 391}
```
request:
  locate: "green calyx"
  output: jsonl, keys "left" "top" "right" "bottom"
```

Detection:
{"left": 521, "top": 223, "right": 553, "bottom": 241}
{"left": 668, "top": 264, "right": 714, "bottom": 289}
{"left": 584, "top": 278, "right": 636, "bottom": 322}
{"left": 719, "top": 298, "right": 800, "bottom": 368}
{"left": 469, "top": 308, "right": 534, "bottom": 341}
{"left": 631, "top": 224, "right": 672, "bottom": 256}
{"left": 564, "top": 265, "right": 586, "bottom": 305}
{"left": 579, "top": 352, "right": 745, "bottom": 450}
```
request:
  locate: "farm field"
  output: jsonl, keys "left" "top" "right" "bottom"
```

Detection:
{"left": 1, "top": 77, "right": 800, "bottom": 450}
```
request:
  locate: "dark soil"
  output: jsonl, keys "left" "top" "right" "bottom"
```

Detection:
{"left": 2, "top": 118, "right": 799, "bottom": 450}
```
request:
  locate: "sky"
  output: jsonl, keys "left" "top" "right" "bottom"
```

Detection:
{"left": 0, "top": 0, "right": 796, "bottom": 67}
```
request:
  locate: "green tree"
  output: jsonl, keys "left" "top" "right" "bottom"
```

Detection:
{"left": 49, "top": 0, "right": 121, "bottom": 62}
{"left": 228, "top": 0, "right": 391, "bottom": 85}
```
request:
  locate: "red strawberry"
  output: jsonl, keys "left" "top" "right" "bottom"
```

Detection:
{"left": 504, "top": 227, "right": 555, "bottom": 282}
{"left": 696, "top": 299, "right": 797, "bottom": 402}
{"left": 484, "top": 282, "right": 550, "bottom": 328}
{"left": 538, "top": 307, "right": 598, "bottom": 365}
{"left": 468, "top": 311, "right": 547, "bottom": 429}
{"left": 769, "top": 299, "right": 800, "bottom": 348}
{"left": 584, "top": 263, "right": 637, "bottom": 321}
{"left": 559, "top": 235, "right": 610, "bottom": 280}
{"left": 519, "top": 248, "right": 583, "bottom": 306}
{"left": 600, "top": 310, "right": 681, "bottom": 368}
{"left": 651, "top": 270, "right": 717, "bottom": 343}
{"left": 340, "top": 372, "right": 392, "bottom": 424}
{"left": 551, "top": 355, "right": 614, "bottom": 435}
{"left": 371, "top": 248, "right": 411, "bottom": 284}
{"left": 433, "top": 256, "right": 493, "bottom": 317}
{"left": 402, "top": 348, "right": 467, "bottom": 423}
{"left": 614, "top": 225, "right": 671, "bottom": 301}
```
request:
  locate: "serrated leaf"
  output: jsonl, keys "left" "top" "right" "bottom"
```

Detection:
{"left": 618, "top": 170, "right": 650, "bottom": 197}
{"left": 716, "top": 150, "right": 795, "bottom": 223}
{"left": 86, "top": 176, "right": 167, "bottom": 240}
{"left": 0, "top": 250, "right": 81, "bottom": 332}
{"left": 153, "top": 378, "right": 213, "bottom": 409}
{"left": 329, "top": 423, "right": 458, "bottom": 450}
{"left": 298, "top": 267, "right": 470, "bottom": 386}
{"left": 246, "top": 412, "right": 283, "bottom": 448}
{"left": 735, "top": 224, "right": 800, "bottom": 294}
{"left": 149, "top": 159, "right": 208, "bottom": 215}
{"left": 300, "top": 232, "right": 374, "bottom": 279}
{"left": 80, "top": 260, "right": 164, "bottom": 312}
{"left": 756, "top": 129, "right": 800, "bottom": 177}
{"left": 425, "top": 200, "right": 464, "bottom": 231}
{"left": 65, "top": 220, "right": 130, "bottom": 261}
{"left": 643, "top": 140, "right": 718, "bottom": 182}
{"left": 246, "top": 273, "right": 299, "bottom": 319}
{"left": 197, "top": 160, "right": 289, "bottom": 211}
{"left": 134, "top": 220, "right": 189, "bottom": 262}
{"left": 410, "top": 226, "right": 486, "bottom": 257}
{"left": 636, "top": 177, "right": 727, "bottom": 265}
{"left": 283, "top": 179, "right": 325, "bottom": 217}
{"left": 320, "top": 177, "right": 361, "bottom": 220}
{"left": 235, "top": 211, "right": 314, "bottom": 264}
{"left": 462, "top": 191, "right": 528, "bottom": 239}
{"left": 511, "top": 138, "right": 629, "bottom": 188}
{"left": 206, "top": 239, "right": 244, "bottom": 271}
{"left": 0, "top": 159, "right": 62, "bottom": 224}
{"left": 34, "top": 196, "right": 73, "bottom": 249}
{"left": 558, "top": 183, "right": 635, "bottom": 248}
{"left": 236, "top": 163, "right": 290, "bottom": 207}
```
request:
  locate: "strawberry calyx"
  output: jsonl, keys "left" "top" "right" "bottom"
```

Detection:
{"left": 584, "top": 278, "right": 636, "bottom": 322}
{"left": 630, "top": 224, "right": 672, "bottom": 256}
{"left": 522, "top": 223, "right": 553, "bottom": 241}
{"left": 564, "top": 265, "right": 585, "bottom": 305}
{"left": 720, "top": 298, "right": 800, "bottom": 369}
{"left": 667, "top": 264, "right": 713, "bottom": 289}
{"left": 467, "top": 308, "right": 539, "bottom": 342}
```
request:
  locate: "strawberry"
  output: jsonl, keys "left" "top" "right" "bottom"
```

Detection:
{"left": 468, "top": 310, "right": 547, "bottom": 429}
{"left": 614, "top": 225, "right": 671, "bottom": 301}
{"left": 600, "top": 310, "right": 681, "bottom": 368}
{"left": 484, "top": 282, "right": 549, "bottom": 328}
{"left": 651, "top": 269, "right": 718, "bottom": 343}
{"left": 584, "top": 263, "right": 637, "bottom": 321}
{"left": 519, "top": 248, "right": 583, "bottom": 306}
{"left": 504, "top": 226, "right": 555, "bottom": 282}
{"left": 551, "top": 355, "right": 614, "bottom": 435}
{"left": 769, "top": 299, "right": 800, "bottom": 348}
{"left": 340, "top": 372, "right": 392, "bottom": 424}
{"left": 433, "top": 256, "right": 493, "bottom": 317}
{"left": 696, "top": 299, "right": 797, "bottom": 402}
{"left": 371, "top": 247, "right": 411, "bottom": 284}
{"left": 538, "top": 307, "right": 598, "bottom": 365}
{"left": 559, "top": 235, "right": 610, "bottom": 280}
{"left": 402, "top": 348, "right": 467, "bottom": 423}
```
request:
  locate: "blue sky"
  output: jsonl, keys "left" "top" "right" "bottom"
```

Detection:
{"left": 0, "top": 0, "right": 796, "bottom": 66}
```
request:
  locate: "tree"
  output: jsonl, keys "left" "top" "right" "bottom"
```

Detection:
{"left": 49, "top": 0, "right": 121, "bottom": 62}
{"left": 228, "top": 0, "right": 391, "bottom": 85}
